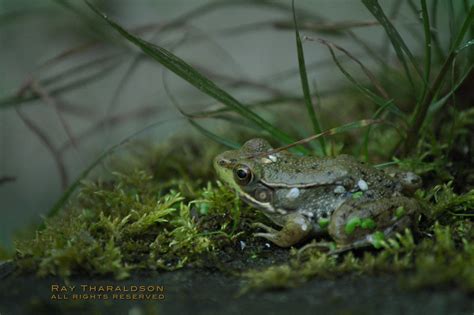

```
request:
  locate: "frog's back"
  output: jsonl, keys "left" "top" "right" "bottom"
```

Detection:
{"left": 259, "top": 154, "right": 375, "bottom": 187}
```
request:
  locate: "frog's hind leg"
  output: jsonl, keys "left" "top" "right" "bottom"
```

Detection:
{"left": 253, "top": 213, "right": 312, "bottom": 247}
{"left": 328, "top": 196, "right": 418, "bottom": 252}
{"left": 328, "top": 215, "right": 413, "bottom": 254}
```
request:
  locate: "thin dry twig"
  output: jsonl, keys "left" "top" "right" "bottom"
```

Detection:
{"left": 58, "top": 105, "right": 161, "bottom": 154}
{"left": 0, "top": 176, "right": 16, "bottom": 186}
{"left": 248, "top": 119, "right": 384, "bottom": 158}
{"left": 30, "top": 80, "right": 79, "bottom": 153}
{"left": 315, "top": 38, "right": 389, "bottom": 99}
{"left": 14, "top": 94, "right": 68, "bottom": 189}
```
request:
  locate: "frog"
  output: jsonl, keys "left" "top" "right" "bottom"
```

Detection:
{"left": 213, "top": 138, "right": 422, "bottom": 252}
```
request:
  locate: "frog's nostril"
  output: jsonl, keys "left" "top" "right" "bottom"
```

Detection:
{"left": 218, "top": 159, "right": 226, "bottom": 166}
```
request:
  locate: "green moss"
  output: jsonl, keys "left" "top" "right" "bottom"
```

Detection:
{"left": 13, "top": 138, "right": 278, "bottom": 280}
{"left": 317, "top": 218, "right": 330, "bottom": 229}
{"left": 0, "top": 246, "right": 12, "bottom": 261}
{"left": 395, "top": 206, "right": 405, "bottom": 219}
{"left": 344, "top": 217, "right": 361, "bottom": 234}
{"left": 244, "top": 222, "right": 474, "bottom": 292}
{"left": 11, "top": 137, "right": 474, "bottom": 294}
{"left": 360, "top": 218, "right": 377, "bottom": 230}
{"left": 370, "top": 231, "right": 386, "bottom": 249}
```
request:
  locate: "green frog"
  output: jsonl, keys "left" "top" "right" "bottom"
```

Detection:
{"left": 213, "top": 138, "right": 421, "bottom": 251}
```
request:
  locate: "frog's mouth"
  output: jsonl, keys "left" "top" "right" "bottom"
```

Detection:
{"left": 238, "top": 191, "right": 277, "bottom": 214}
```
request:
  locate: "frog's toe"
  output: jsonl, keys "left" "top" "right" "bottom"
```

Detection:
{"left": 296, "top": 241, "right": 336, "bottom": 259}
{"left": 327, "top": 240, "right": 370, "bottom": 255}
{"left": 251, "top": 222, "right": 278, "bottom": 233}
{"left": 253, "top": 232, "right": 295, "bottom": 248}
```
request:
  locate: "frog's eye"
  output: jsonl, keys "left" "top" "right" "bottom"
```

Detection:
{"left": 233, "top": 164, "right": 253, "bottom": 185}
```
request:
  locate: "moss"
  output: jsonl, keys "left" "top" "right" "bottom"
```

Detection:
{"left": 0, "top": 246, "right": 12, "bottom": 261}
{"left": 15, "top": 170, "right": 242, "bottom": 278}
{"left": 344, "top": 217, "right": 361, "bottom": 234}
{"left": 317, "top": 218, "right": 330, "bottom": 229}
{"left": 395, "top": 206, "right": 405, "bottom": 219}
{"left": 13, "top": 138, "right": 274, "bottom": 279}
{"left": 244, "top": 221, "right": 474, "bottom": 292}
{"left": 11, "top": 136, "right": 474, "bottom": 293}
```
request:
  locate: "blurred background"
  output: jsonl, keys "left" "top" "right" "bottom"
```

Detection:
{"left": 0, "top": 0, "right": 456, "bottom": 248}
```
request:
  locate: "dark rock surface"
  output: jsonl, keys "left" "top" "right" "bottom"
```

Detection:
{"left": 0, "top": 261, "right": 472, "bottom": 315}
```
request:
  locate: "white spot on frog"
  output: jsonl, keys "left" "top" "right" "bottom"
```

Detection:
{"left": 357, "top": 179, "right": 369, "bottom": 191}
{"left": 261, "top": 157, "right": 273, "bottom": 164}
{"left": 268, "top": 154, "right": 278, "bottom": 162}
{"left": 334, "top": 185, "right": 346, "bottom": 194}
{"left": 294, "top": 215, "right": 308, "bottom": 231}
{"left": 286, "top": 187, "right": 300, "bottom": 199}
{"left": 301, "top": 223, "right": 308, "bottom": 231}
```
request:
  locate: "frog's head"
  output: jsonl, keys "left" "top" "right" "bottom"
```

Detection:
{"left": 396, "top": 171, "right": 422, "bottom": 195}
{"left": 214, "top": 138, "right": 278, "bottom": 214}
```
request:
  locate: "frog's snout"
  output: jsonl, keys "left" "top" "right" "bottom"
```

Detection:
{"left": 399, "top": 172, "right": 422, "bottom": 194}
{"left": 405, "top": 172, "right": 421, "bottom": 185}
{"left": 214, "top": 155, "right": 231, "bottom": 169}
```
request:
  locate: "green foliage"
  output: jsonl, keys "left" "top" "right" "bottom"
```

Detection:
{"left": 14, "top": 138, "right": 256, "bottom": 279}
{"left": 7, "top": 0, "right": 474, "bottom": 296}
{"left": 243, "top": 222, "right": 474, "bottom": 292}
{"left": 0, "top": 246, "right": 12, "bottom": 261}
{"left": 85, "top": 1, "right": 301, "bottom": 150}
{"left": 292, "top": 0, "right": 326, "bottom": 155}
{"left": 12, "top": 136, "right": 474, "bottom": 294}
{"left": 13, "top": 137, "right": 276, "bottom": 279}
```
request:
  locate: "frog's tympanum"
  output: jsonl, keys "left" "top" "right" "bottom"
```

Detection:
{"left": 214, "top": 138, "right": 422, "bottom": 251}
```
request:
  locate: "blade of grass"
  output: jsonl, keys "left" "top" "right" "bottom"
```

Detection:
{"left": 292, "top": 0, "right": 326, "bottom": 155}
{"left": 362, "top": 0, "right": 423, "bottom": 88}
{"left": 429, "top": 64, "right": 473, "bottom": 113}
{"left": 420, "top": 0, "right": 432, "bottom": 102}
{"left": 85, "top": 1, "right": 302, "bottom": 152}
{"left": 252, "top": 119, "right": 383, "bottom": 158}
{"left": 53, "top": 0, "right": 113, "bottom": 40}
{"left": 406, "top": 5, "right": 474, "bottom": 152}
{"left": 429, "top": 0, "right": 446, "bottom": 61}
{"left": 162, "top": 61, "right": 242, "bottom": 150}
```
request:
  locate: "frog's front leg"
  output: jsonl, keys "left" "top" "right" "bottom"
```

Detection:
{"left": 253, "top": 213, "right": 312, "bottom": 247}
{"left": 328, "top": 196, "right": 419, "bottom": 250}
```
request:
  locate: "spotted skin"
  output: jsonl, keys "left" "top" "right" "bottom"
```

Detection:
{"left": 214, "top": 138, "right": 422, "bottom": 249}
